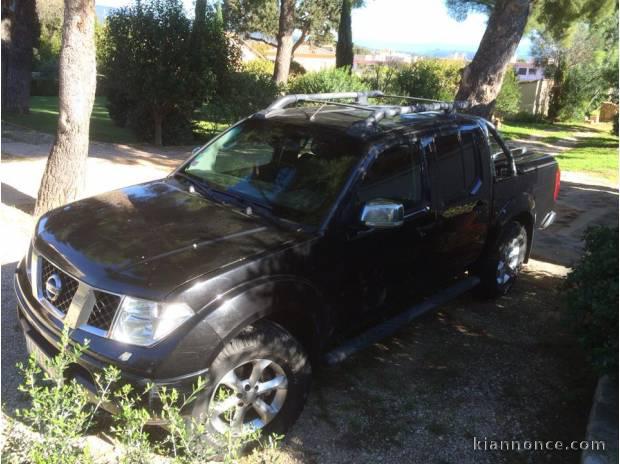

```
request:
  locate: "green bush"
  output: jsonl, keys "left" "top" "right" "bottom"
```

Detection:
{"left": 494, "top": 68, "right": 521, "bottom": 117}
{"left": 3, "top": 327, "right": 282, "bottom": 463}
{"left": 204, "top": 70, "right": 281, "bottom": 125}
{"left": 360, "top": 64, "right": 401, "bottom": 94}
{"left": 393, "top": 59, "right": 463, "bottom": 101}
{"left": 289, "top": 60, "right": 306, "bottom": 76}
{"left": 30, "top": 77, "right": 59, "bottom": 96}
{"left": 565, "top": 226, "right": 619, "bottom": 376}
{"left": 504, "top": 111, "right": 548, "bottom": 124}
{"left": 287, "top": 67, "right": 369, "bottom": 94}
{"left": 242, "top": 59, "right": 275, "bottom": 76}
{"left": 101, "top": 0, "right": 237, "bottom": 145}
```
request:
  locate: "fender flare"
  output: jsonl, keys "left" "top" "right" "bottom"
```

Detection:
{"left": 202, "top": 276, "right": 327, "bottom": 361}
{"left": 488, "top": 192, "right": 536, "bottom": 261}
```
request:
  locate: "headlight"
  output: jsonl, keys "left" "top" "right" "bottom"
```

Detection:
{"left": 109, "top": 297, "right": 194, "bottom": 346}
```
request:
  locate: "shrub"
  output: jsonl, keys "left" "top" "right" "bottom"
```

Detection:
{"left": 360, "top": 64, "right": 401, "bottom": 94}
{"left": 612, "top": 116, "right": 618, "bottom": 136}
{"left": 12, "top": 329, "right": 117, "bottom": 463}
{"left": 494, "top": 68, "right": 521, "bottom": 118}
{"left": 565, "top": 226, "right": 619, "bottom": 376}
{"left": 287, "top": 67, "right": 369, "bottom": 94}
{"left": 205, "top": 70, "right": 281, "bottom": 125}
{"left": 101, "top": 0, "right": 233, "bottom": 145}
{"left": 4, "top": 327, "right": 283, "bottom": 463}
{"left": 242, "top": 59, "right": 275, "bottom": 76}
{"left": 504, "top": 111, "right": 549, "bottom": 124}
{"left": 289, "top": 60, "right": 306, "bottom": 76}
{"left": 393, "top": 59, "right": 463, "bottom": 101}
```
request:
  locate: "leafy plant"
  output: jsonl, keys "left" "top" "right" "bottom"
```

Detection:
{"left": 494, "top": 67, "right": 521, "bottom": 118}
{"left": 108, "top": 380, "right": 152, "bottom": 464}
{"left": 287, "top": 67, "right": 369, "bottom": 94}
{"left": 202, "top": 70, "right": 281, "bottom": 126}
{"left": 14, "top": 329, "right": 115, "bottom": 463}
{"left": 565, "top": 226, "right": 619, "bottom": 376}
{"left": 101, "top": 0, "right": 237, "bottom": 145}
{"left": 393, "top": 59, "right": 463, "bottom": 101}
{"left": 360, "top": 64, "right": 401, "bottom": 94}
{"left": 5, "top": 329, "right": 283, "bottom": 463}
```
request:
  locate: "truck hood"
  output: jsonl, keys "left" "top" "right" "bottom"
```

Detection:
{"left": 34, "top": 179, "right": 304, "bottom": 300}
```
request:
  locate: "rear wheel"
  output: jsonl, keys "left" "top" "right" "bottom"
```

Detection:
{"left": 478, "top": 221, "right": 528, "bottom": 297}
{"left": 192, "top": 321, "right": 311, "bottom": 443}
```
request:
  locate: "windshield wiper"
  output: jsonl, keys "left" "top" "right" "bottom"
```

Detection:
{"left": 173, "top": 171, "right": 215, "bottom": 198}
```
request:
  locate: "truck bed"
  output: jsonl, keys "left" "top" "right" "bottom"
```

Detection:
{"left": 493, "top": 149, "right": 559, "bottom": 229}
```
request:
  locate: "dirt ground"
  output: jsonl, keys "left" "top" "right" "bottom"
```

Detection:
{"left": 1, "top": 125, "right": 618, "bottom": 463}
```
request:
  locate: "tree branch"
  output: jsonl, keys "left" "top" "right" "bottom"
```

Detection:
{"left": 292, "top": 28, "right": 308, "bottom": 56}
{"left": 246, "top": 35, "right": 277, "bottom": 47}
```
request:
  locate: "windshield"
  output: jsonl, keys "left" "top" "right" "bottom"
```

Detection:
{"left": 183, "top": 119, "right": 363, "bottom": 226}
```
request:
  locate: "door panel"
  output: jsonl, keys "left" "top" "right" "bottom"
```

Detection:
{"left": 427, "top": 126, "right": 491, "bottom": 274}
{"left": 334, "top": 139, "right": 437, "bottom": 334}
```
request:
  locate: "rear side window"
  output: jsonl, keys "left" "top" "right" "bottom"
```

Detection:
{"left": 434, "top": 130, "right": 482, "bottom": 202}
{"left": 358, "top": 144, "right": 423, "bottom": 209}
{"left": 461, "top": 131, "right": 482, "bottom": 191}
{"left": 434, "top": 133, "right": 463, "bottom": 202}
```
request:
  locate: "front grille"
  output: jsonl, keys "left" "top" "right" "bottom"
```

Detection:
{"left": 40, "top": 258, "right": 79, "bottom": 314}
{"left": 88, "top": 291, "right": 121, "bottom": 331}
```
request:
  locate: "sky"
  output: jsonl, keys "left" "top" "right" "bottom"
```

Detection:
{"left": 96, "top": 0, "right": 532, "bottom": 58}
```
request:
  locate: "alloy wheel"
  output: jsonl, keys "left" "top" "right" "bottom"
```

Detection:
{"left": 208, "top": 358, "right": 288, "bottom": 435}
{"left": 496, "top": 228, "right": 527, "bottom": 286}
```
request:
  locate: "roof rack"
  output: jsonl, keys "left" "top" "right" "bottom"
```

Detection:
{"left": 257, "top": 90, "right": 470, "bottom": 125}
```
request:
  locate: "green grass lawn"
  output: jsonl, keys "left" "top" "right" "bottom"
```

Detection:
{"left": 556, "top": 133, "right": 619, "bottom": 181}
{"left": 500, "top": 121, "right": 589, "bottom": 144}
{"left": 3, "top": 96, "right": 138, "bottom": 144}
{"left": 501, "top": 120, "right": 618, "bottom": 182}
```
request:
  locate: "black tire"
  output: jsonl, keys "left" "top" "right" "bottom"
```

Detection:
{"left": 191, "top": 320, "right": 311, "bottom": 444}
{"left": 478, "top": 221, "right": 528, "bottom": 297}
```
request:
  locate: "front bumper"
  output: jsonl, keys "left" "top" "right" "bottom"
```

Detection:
{"left": 14, "top": 263, "right": 210, "bottom": 422}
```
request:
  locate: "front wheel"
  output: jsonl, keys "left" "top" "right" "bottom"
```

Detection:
{"left": 191, "top": 321, "right": 311, "bottom": 443}
{"left": 478, "top": 221, "right": 528, "bottom": 297}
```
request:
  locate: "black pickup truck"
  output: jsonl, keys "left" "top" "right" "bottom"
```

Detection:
{"left": 15, "top": 91, "right": 559, "bottom": 438}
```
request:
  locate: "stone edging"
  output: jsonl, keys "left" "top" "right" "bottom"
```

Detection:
{"left": 581, "top": 375, "right": 619, "bottom": 464}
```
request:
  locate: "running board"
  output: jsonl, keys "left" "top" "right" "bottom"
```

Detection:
{"left": 324, "top": 276, "right": 480, "bottom": 365}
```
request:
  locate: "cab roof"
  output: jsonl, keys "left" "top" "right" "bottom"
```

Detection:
{"left": 251, "top": 105, "right": 485, "bottom": 141}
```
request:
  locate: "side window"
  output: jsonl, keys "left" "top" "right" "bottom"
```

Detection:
{"left": 461, "top": 131, "right": 482, "bottom": 191}
{"left": 487, "top": 129, "right": 512, "bottom": 179}
{"left": 434, "top": 131, "right": 482, "bottom": 202}
{"left": 434, "top": 133, "right": 464, "bottom": 202}
{"left": 358, "top": 144, "right": 423, "bottom": 209}
{"left": 487, "top": 130, "right": 505, "bottom": 158}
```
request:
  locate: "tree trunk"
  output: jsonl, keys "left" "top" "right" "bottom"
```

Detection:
{"left": 1, "top": 0, "right": 39, "bottom": 114}
{"left": 273, "top": 0, "right": 295, "bottom": 84}
{"left": 153, "top": 111, "right": 163, "bottom": 146}
{"left": 455, "top": 0, "right": 532, "bottom": 118}
{"left": 34, "top": 0, "right": 97, "bottom": 217}
{"left": 547, "top": 55, "right": 566, "bottom": 121}
{"left": 336, "top": 0, "right": 353, "bottom": 70}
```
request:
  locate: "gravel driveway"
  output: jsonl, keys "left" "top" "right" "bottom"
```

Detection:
{"left": 1, "top": 126, "right": 618, "bottom": 463}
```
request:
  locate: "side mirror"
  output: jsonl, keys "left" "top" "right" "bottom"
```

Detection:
{"left": 510, "top": 147, "right": 527, "bottom": 157}
{"left": 360, "top": 199, "right": 404, "bottom": 228}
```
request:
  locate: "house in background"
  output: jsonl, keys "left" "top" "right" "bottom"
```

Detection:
{"left": 513, "top": 61, "right": 546, "bottom": 82}
{"left": 240, "top": 38, "right": 336, "bottom": 72}
{"left": 517, "top": 79, "right": 554, "bottom": 116}
{"left": 353, "top": 51, "right": 421, "bottom": 69}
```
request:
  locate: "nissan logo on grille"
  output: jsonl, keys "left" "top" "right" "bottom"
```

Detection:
{"left": 45, "top": 273, "right": 63, "bottom": 302}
